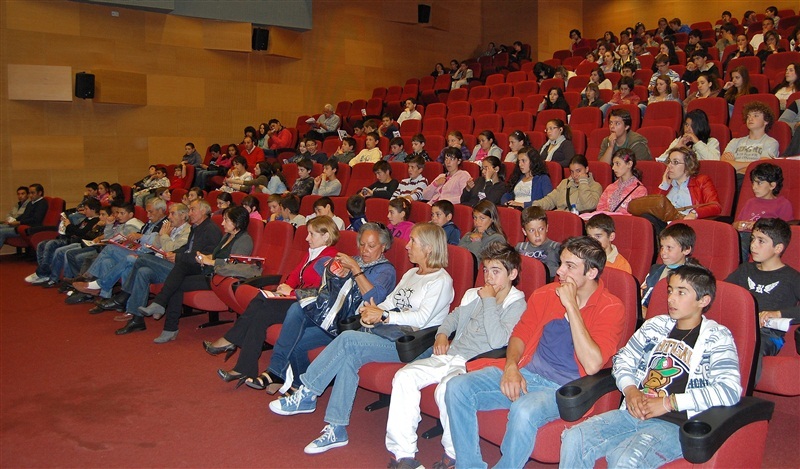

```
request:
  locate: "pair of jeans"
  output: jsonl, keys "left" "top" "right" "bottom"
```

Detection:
{"left": 267, "top": 302, "right": 334, "bottom": 387}
{"left": 300, "top": 330, "right": 428, "bottom": 427}
{"left": 35, "top": 238, "right": 69, "bottom": 277}
{"left": 65, "top": 246, "right": 100, "bottom": 278}
{"left": 445, "top": 366, "right": 561, "bottom": 469}
{"left": 223, "top": 294, "right": 294, "bottom": 377}
{"left": 122, "top": 254, "right": 175, "bottom": 316}
{"left": 0, "top": 225, "right": 20, "bottom": 246}
{"left": 559, "top": 409, "right": 682, "bottom": 468}
{"left": 49, "top": 243, "right": 83, "bottom": 280}
{"left": 87, "top": 245, "right": 140, "bottom": 298}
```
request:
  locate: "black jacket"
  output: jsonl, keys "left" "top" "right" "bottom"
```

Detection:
{"left": 175, "top": 217, "right": 222, "bottom": 265}
{"left": 17, "top": 197, "right": 48, "bottom": 227}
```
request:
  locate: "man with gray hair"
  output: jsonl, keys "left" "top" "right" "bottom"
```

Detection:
{"left": 306, "top": 103, "right": 341, "bottom": 140}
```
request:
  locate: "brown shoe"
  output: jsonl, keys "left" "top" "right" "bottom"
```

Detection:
{"left": 73, "top": 282, "right": 100, "bottom": 296}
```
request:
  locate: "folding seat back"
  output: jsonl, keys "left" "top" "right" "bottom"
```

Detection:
{"left": 545, "top": 210, "right": 583, "bottom": 243}
{"left": 534, "top": 109, "right": 567, "bottom": 132}
{"left": 484, "top": 73, "right": 505, "bottom": 87}
{"left": 608, "top": 214, "right": 655, "bottom": 283}
{"left": 474, "top": 113, "right": 503, "bottom": 134}
{"left": 502, "top": 111, "right": 533, "bottom": 132}
{"left": 709, "top": 123, "right": 731, "bottom": 153}
{"left": 686, "top": 97, "right": 727, "bottom": 125}
{"left": 552, "top": 49, "right": 572, "bottom": 61}
{"left": 737, "top": 159, "right": 800, "bottom": 221}
{"left": 562, "top": 56, "right": 584, "bottom": 70}
{"left": 345, "top": 163, "right": 377, "bottom": 197}
{"left": 505, "top": 70, "right": 527, "bottom": 84}
{"left": 451, "top": 203, "right": 474, "bottom": 235}
{"left": 447, "top": 100, "right": 470, "bottom": 118}
{"left": 575, "top": 61, "right": 596, "bottom": 75}
{"left": 523, "top": 94, "right": 545, "bottom": 114}
{"left": 371, "top": 87, "right": 387, "bottom": 100}
{"left": 401, "top": 83, "right": 418, "bottom": 101}
{"left": 545, "top": 161, "right": 564, "bottom": 188}
{"left": 565, "top": 75, "right": 590, "bottom": 92}
{"left": 424, "top": 102, "right": 447, "bottom": 121}
{"left": 423, "top": 135, "right": 445, "bottom": 158}
{"left": 446, "top": 244, "right": 477, "bottom": 308}
{"left": 447, "top": 115, "right": 475, "bottom": 135}
{"left": 365, "top": 97, "right": 383, "bottom": 118}
{"left": 496, "top": 97, "right": 523, "bottom": 118}
{"left": 335, "top": 100, "right": 352, "bottom": 118}
{"left": 764, "top": 51, "right": 800, "bottom": 79}
{"left": 748, "top": 73, "right": 770, "bottom": 93}
{"left": 299, "top": 195, "right": 321, "bottom": 217}
{"left": 671, "top": 220, "right": 739, "bottom": 278}
{"left": 496, "top": 206, "right": 523, "bottom": 245}
{"left": 460, "top": 160, "right": 480, "bottom": 179}
{"left": 433, "top": 74, "right": 452, "bottom": 93}
{"left": 422, "top": 117, "right": 447, "bottom": 136}
{"left": 281, "top": 163, "right": 299, "bottom": 189}
{"left": 422, "top": 161, "right": 444, "bottom": 184}
{"left": 399, "top": 119, "right": 421, "bottom": 136}
{"left": 563, "top": 91, "right": 581, "bottom": 111}
{"left": 605, "top": 72, "right": 621, "bottom": 88}
{"left": 513, "top": 80, "right": 539, "bottom": 99}
{"left": 587, "top": 160, "right": 612, "bottom": 188}
{"left": 571, "top": 129, "right": 586, "bottom": 156}
{"left": 569, "top": 107, "right": 603, "bottom": 135}
{"left": 725, "top": 56, "right": 761, "bottom": 77}
{"left": 636, "top": 159, "right": 668, "bottom": 193}
{"left": 641, "top": 100, "right": 683, "bottom": 133}
{"left": 468, "top": 85, "right": 491, "bottom": 102}
{"left": 586, "top": 128, "right": 608, "bottom": 160}
{"left": 489, "top": 83, "right": 513, "bottom": 100}
{"left": 494, "top": 132, "right": 509, "bottom": 153}
{"left": 446, "top": 87, "right": 468, "bottom": 104}
{"left": 408, "top": 201, "right": 431, "bottom": 225}
{"left": 539, "top": 78, "right": 564, "bottom": 92}
{"left": 637, "top": 55, "right": 654, "bottom": 72}
{"left": 419, "top": 75, "right": 435, "bottom": 92}
{"left": 385, "top": 85, "right": 403, "bottom": 103}
{"left": 526, "top": 130, "right": 546, "bottom": 150}
{"left": 365, "top": 198, "right": 389, "bottom": 225}
{"left": 637, "top": 126, "right": 677, "bottom": 159}
{"left": 388, "top": 162, "right": 409, "bottom": 181}
{"left": 768, "top": 121, "right": 793, "bottom": 155}
{"left": 729, "top": 94, "right": 781, "bottom": 137}
{"left": 470, "top": 98, "right": 496, "bottom": 118}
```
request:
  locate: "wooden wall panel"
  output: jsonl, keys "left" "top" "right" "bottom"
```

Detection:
{"left": 78, "top": 3, "right": 146, "bottom": 43}
{"left": 10, "top": 136, "right": 84, "bottom": 170}
{"left": 202, "top": 19, "right": 251, "bottom": 52}
{"left": 266, "top": 28, "right": 304, "bottom": 59}
{"left": 146, "top": 74, "right": 205, "bottom": 107}
{"left": 4, "top": 0, "right": 80, "bottom": 36}
{"left": 147, "top": 137, "right": 204, "bottom": 166}
{"left": 537, "top": 0, "right": 583, "bottom": 61}
{"left": 93, "top": 70, "right": 147, "bottom": 105}
{"left": 145, "top": 14, "right": 204, "bottom": 49}
{"left": 7, "top": 65, "right": 73, "bottom": 101}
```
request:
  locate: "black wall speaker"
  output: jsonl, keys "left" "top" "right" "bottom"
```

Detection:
{"left": 252, "top": 28, "right": 269, "bottom": 51}
{"left": 75, "top": 72, "right": 95, "bottom": 99}
{"left": 418, "top": 4, "right": 431, "bottom": 24}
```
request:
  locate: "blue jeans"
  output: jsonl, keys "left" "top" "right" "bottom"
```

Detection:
{"left": 0, "top": 225, "right": 20, "bottom": 246}
{"left": 122, "top": 254, "right": 174, "bottom": 316}
{"left": 445, "top": 366, "right": 561, "bottom": 469}
{"left": 300, "top": 330, "right": 430, "bottom": 427}
{"left": 560, "top": 409, "right": 682, "bottom": 468}
{"left": 36, "top": 238, "right": 69, "bottom": 277}
{"left": 65, "top": 247, "right": 99, "bottom": 278}
{"left": 49, "top": 243, "right": 83, "bottom": 280}
{"left": 267, "top": 302, "right": 334, "bottom": 387}
{"left": 87, "top": 245, "right": 139, "bottom": 298}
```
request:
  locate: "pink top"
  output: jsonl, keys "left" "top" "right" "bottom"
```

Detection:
{"left": 388, "top": 221, "right": 414, "bottom": 241}
{"left": 422, "top": 170, "right": 471, "bottom": 205}
{"left": 735, "top": 196, "right": 794, "bottom": 228}
{"left": 596, "top": 176, "right": 648, "bottom": 215}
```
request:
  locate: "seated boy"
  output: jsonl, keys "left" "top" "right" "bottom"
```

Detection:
{"left": 361, "top": 160, "right": 399, "bottom": 200}
{"left": 560, "top": 264, "right": 742, "bottom": 468}
{"left": 386, "top": 198, "right": 413, "bottom": 241}
{"left": 331, "top": 137, "right": 356, "bottom": 165}
{"left": 385, "top": 242, "right": 526, "bottom": 469}
{"left": 515, "top": 206, "right": 561, "bottom": 279}
{"left": 289, "top": 159, "right": 315, "bottom": 198}
{"left": 431, "top": 200, "right": 461, "bottom": 245}
{"left": 168, "top": 165, "right": 185, "bottom": 190}
{"left": 725, "top": 218, "right": 800, "bottom": 381}
{"left": 350, "top": 132, "right": 383, "bottom": 167}
{"left": 266, "top": 194, "right": 283, "bottom": 222}
{"left": 721, "top": 101, "right": 779, "bottom": 176}
{"left": 279, "top": 194, "right": 305, "bottom": 228}
{"left": 345, "top": 194, "right": 367, "bottom": 232}
{"left": 379, "top": 113, "right": 399, "bottom": 138}
{"left": 392, "top": 155, "right": 428, "bottom": 201}
{"left": 410, "top": 134, "right": 430, "bottom": 161}
{"left": 303, "top": 138, "right": 328, "bottom": 164}
{"left": 586, "top": 213, "right": 632, "bottom": 275}
{"left": 642, "top": 223, "right": 696, "bottom": 309}
{"left": 384, "top": 137, "right": 408, "bottom": 162}
{"left": 307, "top": 197, "right": 345, "bottom": 230}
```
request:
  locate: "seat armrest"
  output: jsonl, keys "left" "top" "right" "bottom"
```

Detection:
{"left": 556, "top": 368, "right": 617, "bottom": 422}
{"left": 679, "top": 396, "right": 775, "bottom": 464}
{"left": 395, "top": 326, "right": 438, "bottom": 363}
{"left": 468, "top": 347, "right": 507, "bottom": 361}
{"left": 238, "top": 274, "right": 283, "bottom": 289}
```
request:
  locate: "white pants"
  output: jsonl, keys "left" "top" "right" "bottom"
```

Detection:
{"left": 385, "top": 354, "right": 467, "bottom": 460}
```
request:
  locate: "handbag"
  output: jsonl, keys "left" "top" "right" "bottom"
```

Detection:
{"left": 214, "top": 255, "right": 264, "bottom": 279}
{"left": 627, "top": 194, "right": 683, "bottom": 222}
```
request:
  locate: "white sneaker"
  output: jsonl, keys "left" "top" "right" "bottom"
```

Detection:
{"left": 24, "top": 272, "right": 42, "bottom": 283}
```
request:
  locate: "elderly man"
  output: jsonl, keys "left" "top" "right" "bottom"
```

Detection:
{"left": 113, "top": 200, "right": 220, "bottom": 337}
{"left": 306, "top": 104, "right": 341, "bottom": 140}
{"left": 73, "top": 198, "right": 169, "bottom": 301}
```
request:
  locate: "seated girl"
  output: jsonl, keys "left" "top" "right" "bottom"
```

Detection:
{"left": 500, "top": 147, "right": 552, "bottom": 208}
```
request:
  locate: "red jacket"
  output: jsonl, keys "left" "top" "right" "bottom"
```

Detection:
{"left": 468, "top": 280, "right": 626, "bottom": 378}
{"left": 657, "top": 174, "right": 722, "bottom": 219}
{"left": 285, "top": 245, "right": 338, "bottom": 293}
{"left": 269, "top": 128, "right": 293, "bottom": 150}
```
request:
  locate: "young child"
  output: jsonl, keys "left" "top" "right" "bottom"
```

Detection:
{"left": 345, "top": 194, "right": 367, "bottom": 232}
{"left": 332, "top": 137, "right": 356, "bottom": 165}
{"left": 266, "top": 194, "right": 282, "bottom": 222}
{"left": 361, "top": 160, "right": 399, "bottom": 200}
{"left": 515, "top": 206, "right": 561, "bottom": 279}
{"left": 560, "top": 264, "right": 742, "bottom": 468}
{"left": 385, "top": 242, "right": 526, "bottom": 469}
{"left": 352, "top": 121, "right": 365, "bottom": 138}
{"left": 289, "top": 159, "right": 315, "bottom": 199}
{"left": 241, "top": 195, "right": 263, "bottom": 221}
{"left": 168, "top": 166, "right": 185, "bottom": 190}
{"left": 309, "top": 197, "right": 345, "bottom": 230}
{"left": 410, "top": 134, "right": 430, "bottom": 162}
{"left": 641, "top": 223, "right": 696, "bottom": 309}
{"left": 312, "top": 159, "right": 342, "bottom": 197}
{"left": 586, "top": 213, "right": 632, "bottom": 275}
{"left": 392, "top": 155, "right": 428, "bottom": 201}
{"left": 279, "top": 194, "right": 305, "bottom": 228}
{"left": 431, "top": 200, "right": 461, "bottom": 245}
{"left": 379, "top": 113, "right": 400, "bottom": 138}
{"left": 384, "top": 137, "right": 407, "bottom": 162}
{"left": 725, "top": 218, "right": 800, "bottom": 381}
{"left": 458, "top": 200, "right": 506, "bottom": 259}
{"left": 733, "top": 162, "right": 794, "bottom": 261}
{"left": 386, "top": 198, "right": 413, "bottom": 241}
{"left": 350, "top": 131, "right": 383, "bottom": 167}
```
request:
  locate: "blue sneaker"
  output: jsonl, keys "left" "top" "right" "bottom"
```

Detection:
{"left": 303, "top": 424, "right": 348, "bottom": 454}
{"left": 268, "top": 385, "right": 316, "bottom": 415}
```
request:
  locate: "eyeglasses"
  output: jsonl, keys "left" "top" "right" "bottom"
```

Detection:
{"left": 666, "top": 159, "right": 685, "bottom": 166}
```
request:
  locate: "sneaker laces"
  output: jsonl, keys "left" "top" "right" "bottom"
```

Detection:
{"left": 282, "top": 386, "right": 309, "bottom": 408}
{"left": 316, "top": 424, "right": 338, "bottom": 444}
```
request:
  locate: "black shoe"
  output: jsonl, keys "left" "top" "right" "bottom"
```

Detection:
{"left": 42, "top": 280, "right": 59, "bottom": 288}
{"left": 65, "top": 292, "right": 94, "bottom": 305}
{"left": 115, "top": 317, "right": 146, "bottom": 335}
{"left": 57, "top": 283, "right": 74, "bottom": 294}
{"left": 95, "top": 296, "right": 126, "bottom": 312}
{"left": 217, "top": 369, "right": 245, "bottom": 382}
{"left": 203, "top": 341, "right": 238, "bottom": 361}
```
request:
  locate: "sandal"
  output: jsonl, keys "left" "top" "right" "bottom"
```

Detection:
{"left": 245, "top": 370, "right": 284, "bottom": 394}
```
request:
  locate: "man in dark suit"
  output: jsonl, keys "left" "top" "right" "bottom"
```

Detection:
{"left": 0, "top": 184, "right": 48, "bottom": 247}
